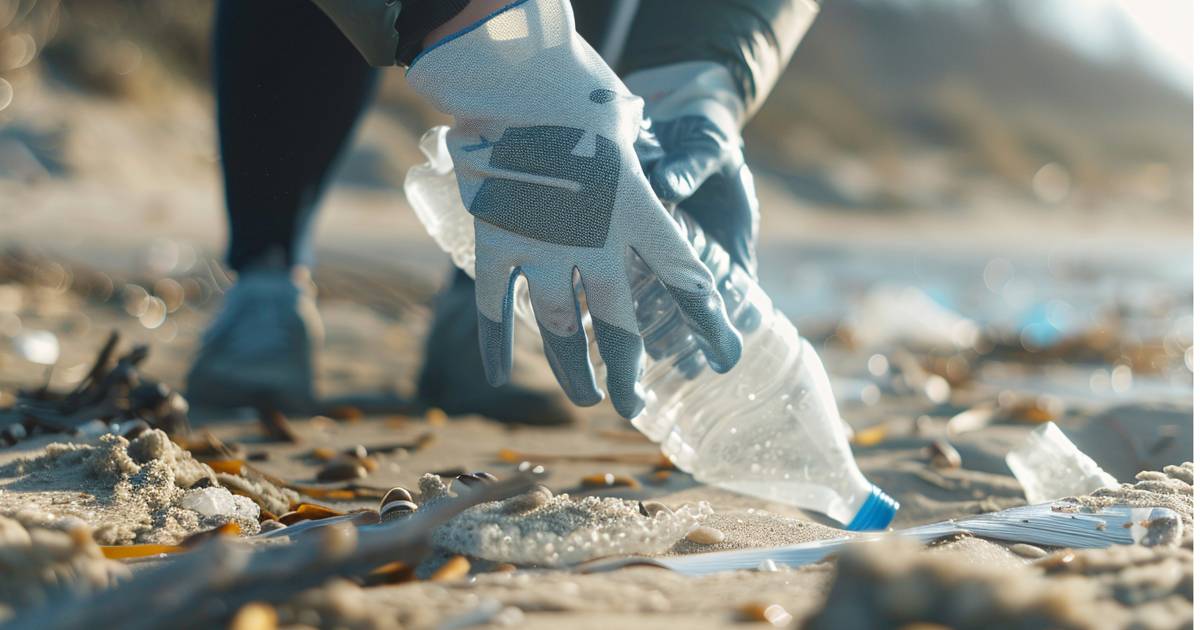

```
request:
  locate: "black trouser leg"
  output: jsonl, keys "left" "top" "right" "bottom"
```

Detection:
{"left": 213, "top": 0, "right": 380, "bottom": 271}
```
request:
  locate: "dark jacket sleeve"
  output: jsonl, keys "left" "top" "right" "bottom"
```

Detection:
{"left": 617, "top": 0, "right": 821, "bottom": 120}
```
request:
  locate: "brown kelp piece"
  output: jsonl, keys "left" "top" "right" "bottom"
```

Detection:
{"left": 1, "top": 332, "right": 193, "bottom": 446}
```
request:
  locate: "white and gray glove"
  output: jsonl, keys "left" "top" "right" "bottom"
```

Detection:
{"left": 407, "top": 0, "right": 742, "bottom": 419}
{"left": 626, "top": 61, "right": 760, "bottom": 276}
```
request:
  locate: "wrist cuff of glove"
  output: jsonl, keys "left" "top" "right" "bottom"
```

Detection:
{"left": 624, "top": 61, "right": 745, "bottom": 132}
{"left": 396, "top": 0, "right": 473, "bottom": 65}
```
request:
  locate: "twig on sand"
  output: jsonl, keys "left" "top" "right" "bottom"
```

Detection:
{"left": 13, "top": 475, "right": 536, "bottom": 630}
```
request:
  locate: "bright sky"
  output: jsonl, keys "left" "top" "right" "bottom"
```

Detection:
{"left": 1113, "top": 0, "right": 1193, "bottom": 89}
{"left": 1030, "top": 0, "right": 1193, "bottom": 91}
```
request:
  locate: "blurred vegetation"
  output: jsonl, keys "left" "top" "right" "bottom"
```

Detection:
{"left": 1, "top": 0, "right": 1192, "bottom": 214}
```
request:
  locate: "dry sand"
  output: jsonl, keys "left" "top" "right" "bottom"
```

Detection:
{"left": 0, "top": 429, "right": 260, "bottom": 544}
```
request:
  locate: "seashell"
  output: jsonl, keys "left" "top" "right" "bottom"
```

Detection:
{"left": 1034, "top": 550, "right": 1076, "bottom": 573}
{"left": 687, "top": 526, "right": 725, "bottom": 545}
{"left": 425, "top": 407, "right": 449, "bottom": 425}
{"left": 279, "top": 503, "right": 345, "bottom": 525}
{"left": 1009, "top": 543, "right": 1046, "bottom": 559}
{"left": 317, "top": 461, "right": 367, "bottom": 482}
{"left": 380, "top": 499, "right": 419, "bottom": 522}
{"left": 502, "top": 485, "right": 553, "bottom": 514}
{"left": 581, "top": 472, "right": 640, "bottom": 490}
{"left": 455, "top": 471, "right": 498, "bottom": 491}
{"left": 380, "top": 487, "right": 414, "bottom": 506}
{"left": 311, "top": 447, "right": 337, "bottom": 461}
{"left": 757, "top": 558, "right": 779, "bottom": 572}
{"left": 738, "top": 602, "right": 793, "bottom": 626}
{"left": 638, "top": 501, "right": 671, "bottom": 518}
{"left": 926, "top": 438, "right": 962, "bottom": 469}
{"left": 430, "top": 555, "right": 471, "bottom": 581}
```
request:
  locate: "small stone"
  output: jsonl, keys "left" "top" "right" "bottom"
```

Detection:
{"left": 758, "top": 558, "right": 780, "bottom": 572}
{"left": 317, "top": 461, "right": 367, "bottom": 482}
{"left": 259, "top": 520, "right": 287, "bottom": 532}
{"left": 229, "top": 602, "right": 277, "bottom": 630}
{"left": 1010, "top": 543, "right": 1047, "bottom": 559}
{"left": 687, "top": 526, "right": 725, "bottom": 545}
{"left": 502, "top": 485, "right": 553, "bottom": 514}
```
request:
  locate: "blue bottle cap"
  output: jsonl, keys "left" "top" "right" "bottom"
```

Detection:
{"left": 845, "top": 485, "right": 899, "bottom": 531}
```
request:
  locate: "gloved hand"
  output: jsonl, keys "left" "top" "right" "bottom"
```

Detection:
{"left": 407, "top": 0, "right": 743, "bottom": 419}
{"left": 625, "top": 62, "right": 760, "bottom": 276}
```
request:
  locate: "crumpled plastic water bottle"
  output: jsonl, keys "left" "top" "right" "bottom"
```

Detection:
{"left": 406, "top": 126, "right": 898, "bottom": 530}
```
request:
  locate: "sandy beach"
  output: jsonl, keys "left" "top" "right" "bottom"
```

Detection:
{"left": 0, "top": 8, "right": 1193, "bottom": 626}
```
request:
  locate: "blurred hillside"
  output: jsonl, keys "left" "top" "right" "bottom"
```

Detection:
{"left": 748, "top": 0, "right": 1193, "bottom": 213}
{"left": 0, "top": 0, "right": 1192, "bottom": 215}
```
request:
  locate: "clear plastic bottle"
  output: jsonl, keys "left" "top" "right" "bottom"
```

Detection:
{"left": 406, "top": 126, "right": 898, "bottom": 530}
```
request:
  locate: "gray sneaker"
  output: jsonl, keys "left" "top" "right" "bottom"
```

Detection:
{"left": 418, "top": 270, "right": 578, "bottom": 426}
{"left": 186, "top": 266, "right": 322, "bottom": 412}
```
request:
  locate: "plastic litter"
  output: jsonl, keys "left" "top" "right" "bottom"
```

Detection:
{"left": 12, "top": 329, "right": 59, "bottom": 365}
{"left": 179, "top": 487, "right": 259, "bottom": 522}
{"left": 1005, "top": 422, "right": 1119, "bottom": 504}
{"left": 406, "top": 126, "right": 896, "bottom": 531}
{"left": 845, "top": 285, "right": 979, "bottom": 350}
{"left": 579, "top": 502, "right": 1181, "bottom": 576}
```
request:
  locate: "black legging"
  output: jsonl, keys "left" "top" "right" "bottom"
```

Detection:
{"left": 213, "top": 0, "right": 379, "bottom": 271}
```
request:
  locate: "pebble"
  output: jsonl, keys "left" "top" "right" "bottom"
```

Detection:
{"left": 317, "top": 461, "right": 367, "bottom": 482}
{"left": 687, "top": 526, "right": 725, "bottom": 545}
{"left": 757, "top": 558, "right": 780, "bottom": 572}
{"left": 229, "top": 602, "right": 277, "bottom": 630}
{"left": 1009, "top": 543, "right": 1047, "bottom": 559}
{"left": 502, "top": 485, "right": 553, "bottom": 514}
{"left": 259, "top": 520, "right": 287, "bottom": 532}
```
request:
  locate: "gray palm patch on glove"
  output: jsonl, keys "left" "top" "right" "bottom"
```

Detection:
{"left": 470, "top": 126, "right": 618, "bottom": 248}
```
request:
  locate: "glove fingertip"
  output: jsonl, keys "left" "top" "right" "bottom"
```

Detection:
{"left": 650, "top": 165, "right": 694, "bottom": 203}
{"left": 478, "top": 313, "right": 512, "bottom": 387}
